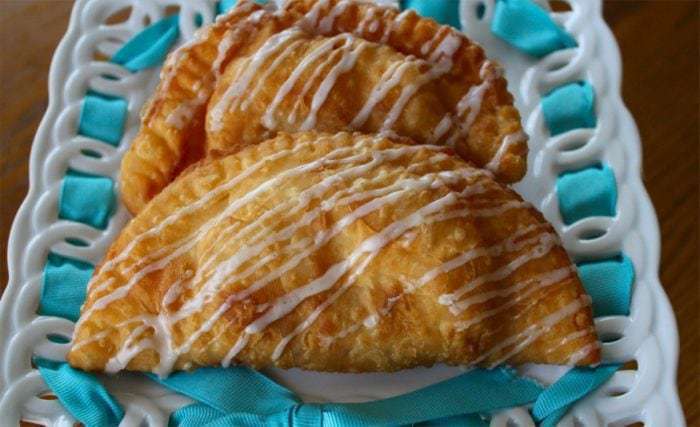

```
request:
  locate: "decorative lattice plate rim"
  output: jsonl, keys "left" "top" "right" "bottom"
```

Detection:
{"left": 0, "top": 0, "right": 684, "bottom": 425}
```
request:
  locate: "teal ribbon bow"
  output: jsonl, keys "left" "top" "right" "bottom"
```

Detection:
{"left": 151, "top": 367, "right": 544, "bottom": 426}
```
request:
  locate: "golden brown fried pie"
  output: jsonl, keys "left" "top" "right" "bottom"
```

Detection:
{"left": 119, "top": 0, "right": 527, "bottom": 214}
{"left": 70, "top": 132, "right": 597, "bottom": 375}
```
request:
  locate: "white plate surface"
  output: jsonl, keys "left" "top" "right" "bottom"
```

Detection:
{"left": 0, "top": 0, "right": 684, "bottom": 426}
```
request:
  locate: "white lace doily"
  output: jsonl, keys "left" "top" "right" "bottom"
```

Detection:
{"left": 0, "top": 0, "right": 684, "bottom": 425}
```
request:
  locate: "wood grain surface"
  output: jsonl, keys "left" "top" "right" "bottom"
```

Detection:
{"left": 1, "top": 1, "right": 697, "bottom": 425}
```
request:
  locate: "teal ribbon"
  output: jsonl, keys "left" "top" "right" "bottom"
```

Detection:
{"left": 418, "top": 413, "right": 487, "bottom": 426}
{"left": 491, "top": 0, "right": 576, "bottom": 57}
{"left": 39, "top": 253, "right": 94, "bottom": 322}
{"left": 34, "top": 357, "right": 124, "bottom": 427}
{"left": 58, "top": 169, "right": 116, "bottom": 230}
{"left": 542, "top": 81, "right": 597, "bottom": 136}
{"left": 151, "top": 367, "right": 543, "bottom": 426}
{"left": 112, "top": 15, "right": 180, "bottom": 72}
{"left": 77, "top": 12, "right": 180, "bottom": 146}
{"left": 218, "top": 0, "right": 239, "bottom": 14}
{"left": 401, "top": 0, "right": 461, "bottom": 29}
{"left": 533, "top": 365, "right": 619, "bottom": 426}
{"left": 218, "top": 0, "right": 269, "bottom": 15}
{"left": 578, "top": 256, "right": 634, "bottom": 317}
{"left": 556, "top": 163, "right": 617, "bottom": 225}
{"left": 77, "top": 91, "right": 128, "bottom": 147}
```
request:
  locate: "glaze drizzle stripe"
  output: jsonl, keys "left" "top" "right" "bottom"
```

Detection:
{"left": 79, "top": 139, "right": 465, "bottom": 345}
{"left": 87, "top": 138, "right": 560, "bottom": 369}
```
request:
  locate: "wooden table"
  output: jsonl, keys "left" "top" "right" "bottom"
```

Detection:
{"left": 1, "top": 1, "right": 697, "bottom": 425}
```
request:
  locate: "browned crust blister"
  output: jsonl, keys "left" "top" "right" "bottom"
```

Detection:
{"left": 70, "top": 132, "right": 596, "bottom": 374}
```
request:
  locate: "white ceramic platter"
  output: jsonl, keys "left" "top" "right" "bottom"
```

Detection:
{"left": 0, "top": 0, "right": 684, "bottom": 425}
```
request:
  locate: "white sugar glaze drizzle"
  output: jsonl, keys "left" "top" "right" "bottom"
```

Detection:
{"left": 319, "top": 268, "right": 584, "bottom": 369}
{"left": 380, "top": 9, "right": 411, "bottom": 44}
{"left": 71, "top": 318, "right": 141, "bottom": 352}
{"left": 273, "top": 196, "right": 537, "bottom": 359}
{"left": 546, "top": 328, "right": 594, "bottom": 355}
{"left": 157, "top": 2, "right": 260, "bottom": 128}
{"left": 203, "top": 1, "right": 469, "bottom": 140}
{"left": 300, "top": 0, "right": 329, "bottom": 29}
{"left": 158, "top": 0, "right": 494, "bottom": 150}
{"left": 83, "top": 137, "right": 365, "bottom": 300}
{"left": 212, "top": 26, "right": 239, "bottom": 78}
{"left": 165, "top": 85, "right": 209, "bottom": 130}
{"left": 480, "top": 296, "right": 591, "bottom": 368}
{"left": 399, "top": 229, "right": 418, "bottom": 247}
{"left": 453, "top": 266, "right": 575, "bottom": 332}
{"left": 110, "top": 172, "right": 482, "bottom": 372}
{"left": 87, "top": 150, "right": 584, "bottom": 372}
{"left": 321, "top": 227, "right": 561, "bottom": 344}
{"left": 448, "top": 252, "right": 563, "bottom": 312}
{"left": 247, "top": 9, "right": 266, "bottom": 24}
{"left": 300, "top": 40, "right": 368, "bottom": 130}
{"left": 566, "top": 343, "right": 599, "bottom": 366}
{"left": 441, "top": 233, "right": 560, "bottom": 313}
{"left": 262, "top": 33, "right": 354, "bottom": 129}
{"left": 96, "top": 151, "right": 453, "bottom": 321}
{"left": 104, "top": 276, "right": 191, "bottom": 374}
{"left": 210, "top": 28, "right": 305, "bottom": 132}
{"left": 425, "top": 199, "right": 529, "bottom": 223}
{"left": 271, "top": 34, "right": 358, "bottom": 127}
{"left": 380, "top": 67, "right": 433, "bottom": 130}
{"left": 406, "top": 224, "right": 547, "bottom": 294}
{"left": 223, "top": 190, "right": 465, "bottom": 365}
{"left": 427, "top": 32, "right": 462, "bottom": 64}
{"left": 82, "top": 138, "right": 391, "bottom": 318}
{"left": 83, "top": 160, "right": 583, "bottom": 373}
{"left": 105, "top": 323, "right": 151, "bottom": 373}
{"left": 485, "top": 130, "right": 528, "bottom": 174}
{"left": 350, "top": 57, "right": 418, "bottom": 128}
{"left": 287, "top": 43, "right": 342, "bottom": 123}
{"left": 78, "top": 139, "right": 497, "bottom": 371}
{"left": 374, "top": 31, "right": 462, "bottom": 131}
{"left": 357, "top": 7, "right": 378, "bottom": 34}
{"left": 271, "top": 254, "right": 375, "bottom": 360}
{"left": 541, "top": 326, "right": 600, "bottom": 366}
{"left": 421, "top": 26, "right": 449, "bottom": 56}
{"left": 272, "top": 203, "right": 539, "bottom": 359}
{"left": 187, "top": 171, "right": 488, "bottom": 358}
{"left": 443, "top": 61, "right": 500, "bottom": 147}
{"left": 244, "top": 38, "right": 305, "bottom": 112}
{"left": 255, "top": 13, "right": 462, "bottom": 133}
{"left": 192, "top": 150, "right": 454, "bottom": 278}
{"left": 317, "top": 0, "right": 351, "bottom": 33}
{"left": 429, "top": 116, "right": 453, "bottom": 143}
{"left": 174, "top": 149, "right": 465, "bottom": 320}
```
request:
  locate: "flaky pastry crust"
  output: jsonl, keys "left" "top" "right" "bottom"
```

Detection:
{"left": 119, "top": 0, "right": 527, "bottom": 214}
{"left": 70, "top": 132, "right": 596, "bottom": 375}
